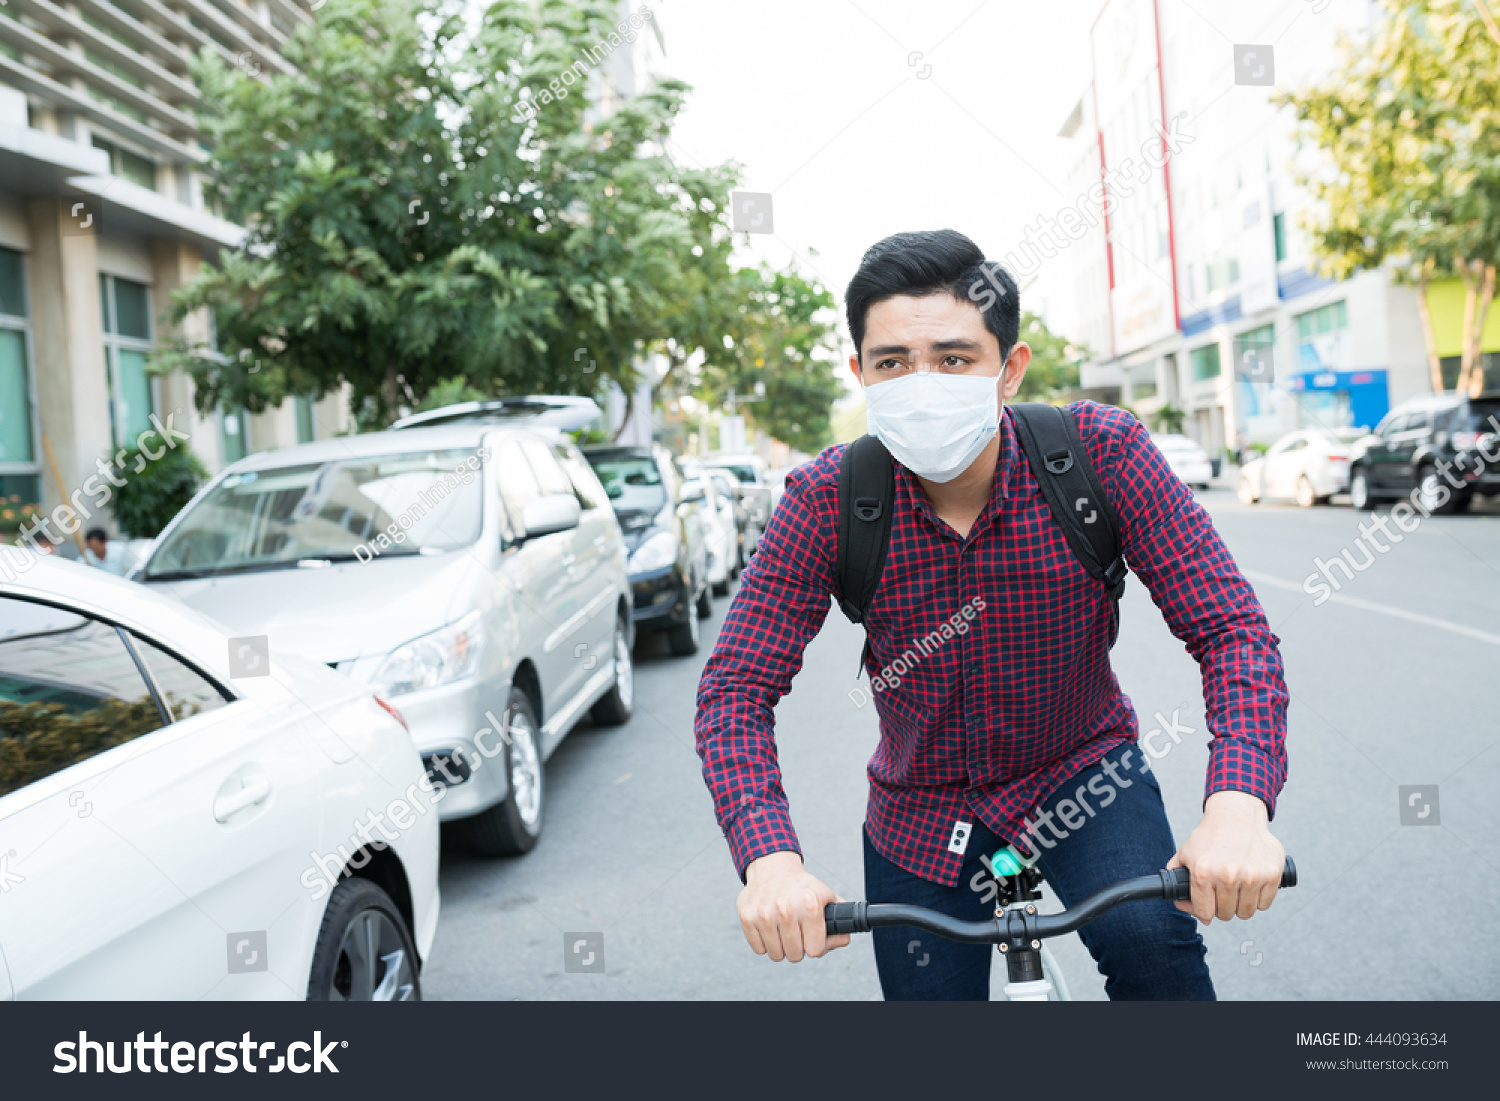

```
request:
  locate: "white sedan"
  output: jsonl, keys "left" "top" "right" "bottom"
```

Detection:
{"left": 1237, "top": 427, "right": 1363, "bottom": 507}
{"left": 0, "top": 556, "right": 438, "bottom": 1000}
{"left": 1152, "top": 434, "right": 1214, "bottom": 490}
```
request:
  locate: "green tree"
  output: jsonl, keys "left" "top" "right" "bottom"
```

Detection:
{"left": 1281, "top": 0, "right": 1500, "bottom": 395}
{"left": 1015, "top": 311, "right": 1082, "bottom": 402}
{"left": 153, "top": 0, "right": 736, "bottom": 428}
{"left": 693, "top": 264, "right": 844, "bottom": 455}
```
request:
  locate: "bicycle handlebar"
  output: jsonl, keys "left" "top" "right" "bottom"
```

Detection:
{"left": 825, "top": 856, "right": 1296, "bottom": 941}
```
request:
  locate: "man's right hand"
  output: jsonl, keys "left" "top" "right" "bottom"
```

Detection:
{"left": 737, "top": 851, "right": 849, "bottom": 962}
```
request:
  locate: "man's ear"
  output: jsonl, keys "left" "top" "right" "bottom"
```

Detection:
{"left": 848, "top": 353, "right": 864, "bottom": 387}
{"left": 1000, "top": 342, "right": 1031, "bottom": 402}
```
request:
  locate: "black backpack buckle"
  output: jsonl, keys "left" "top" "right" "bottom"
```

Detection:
{"left": 1045, "top": 450, "right": 1074, "bottom": 475}
{"left": 1103, "top": 556, "right": 1128, "bottom": 598}
{"left": 853, "top": 497, "right": 883, "bottom": 522}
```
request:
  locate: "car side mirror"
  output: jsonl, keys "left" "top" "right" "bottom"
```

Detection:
{"left": 679, "top": 481, "right": 706, "bottom": 504}
{"left": 521, "top": 494, "right": 581, "bottom": 539}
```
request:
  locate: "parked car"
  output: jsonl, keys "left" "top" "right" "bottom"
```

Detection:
{"left": 0, "top": 556, "right": 438, "bottom": 999}
{"left": 1152, "top": 434, "right": 1213, "bottom": 490}
{"left": 390, "top": 395, "right": 602, "bottom": 433}
{"left": 682, "top": 474, "right": 736, "bottom": 597}
{"left": 1348, "top": 391, "right": 1500, "bottom": 513}
{"left": 710, "top": 471, "right": 755, "bottom": 573}
{"left": 136, "top": 424, "right": 634, "bottom": 858}
{"left": 701, "top": 453, "right": 772, "bottom": 552}
{"left": 1237, "top": 427, "right": 1365, "bottom": 507}
{"left": 585, "top": 445, "right": 711, "bottom": 657}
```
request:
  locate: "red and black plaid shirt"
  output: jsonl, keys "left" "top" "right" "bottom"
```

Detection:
{"left": 695, "top": 401, "right": 1288, "bottom": 886}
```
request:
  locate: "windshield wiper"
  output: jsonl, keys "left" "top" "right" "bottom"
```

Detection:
{"left": 144, "top": 550, "right": 423, "bottom": 581}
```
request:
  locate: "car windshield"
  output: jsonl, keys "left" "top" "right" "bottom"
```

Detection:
{"left": 709, "top": 462, "right": 759, "bottom": 484}
{"left": 144, "top": 448, "right": 484, "bottom": 579}
{"left": 589, "top": 456, "right": 667, "bottom": 512}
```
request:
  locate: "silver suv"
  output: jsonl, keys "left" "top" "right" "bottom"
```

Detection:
{"left": 138, "top": 424, "right": 633, "bottom": 857}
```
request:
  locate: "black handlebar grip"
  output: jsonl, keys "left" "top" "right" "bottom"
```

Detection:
{"left": 1162, "top": 857, "right": 1296, "bottom": 901}
{"left": 824, "top": 901, "right": 868, "bottom": 936}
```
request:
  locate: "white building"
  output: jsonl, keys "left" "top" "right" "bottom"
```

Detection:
{"left": 1032, "top": 0, "right": 1430, "bottom": 453}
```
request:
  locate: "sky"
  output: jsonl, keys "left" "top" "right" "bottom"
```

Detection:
{"left": 657, "top": 0, "right": 1106, "bottom": 364}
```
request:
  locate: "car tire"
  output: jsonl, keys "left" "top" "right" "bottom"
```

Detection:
{"left": 459, "top": 686, "right": 544, "bottom": 856}
{"left": 1295, "top": 475, "right": 1320, "bottom": 508}
{"left": 696, "top": 585, "right": 713, "bottom": 619}
{"left": 1416, "top": 464, "right": 1462, "bottom": 516}
{"left": 712, "top": 577, "right": 730, "bottom": 598}
{"left": 667, "top": 602, "right": 701, "bottom": 656}
{"left": 306, "top": 877, "right": 421, "bottom": 1001}
{"left": 1237, "top": 475, "right": 1258, "bottom": 505}
{"left": 1350, "top": 467, "right": 1374, "bottom": 510}
{"left": 589, "top": 616, "right": 633, "bottom": 726}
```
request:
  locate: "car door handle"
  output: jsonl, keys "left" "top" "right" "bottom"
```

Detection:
{"left": 214, "top": 776, "right": 272, "bottom": 822}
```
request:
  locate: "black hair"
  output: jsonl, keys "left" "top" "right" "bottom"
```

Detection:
{"left": 85, "top": 528, "right": 108, "bottom": 543}
{"left": 845, "top": 229, "right": 1019, "bottom": 361}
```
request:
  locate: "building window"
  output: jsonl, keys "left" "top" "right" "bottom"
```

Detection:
{"left": 0, "top": 247, "right": 41, "bottom": 539}
{"left": 101, "top": 274, "right": 155, "bottom": 449}
{"left": 1191, "top": 342, "right": 1222, "bottom": 381}
{"left": 91, "top": 135, "right": 157, "bottom": 191}
{"left": 221, "top": 408, "right": 250, "bottom": 464}
{"left": 1272, "top": 212, "right": 1287, "bottom": 262}
{"left": 1295, "top": 300, "right": 1351, "bottom": 373}
{"left": 294, "top": 396, "right": 317, "bottom": 444}
{"left": 1206, "top": 256, "right": 1240, "bottom": 294}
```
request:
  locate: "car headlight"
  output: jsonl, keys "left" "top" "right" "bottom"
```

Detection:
{"left": 629, "top": 530, "right": 677, "bottom": 573}
{"left": 371, "top": 610, "right": 484, "bottom": 697}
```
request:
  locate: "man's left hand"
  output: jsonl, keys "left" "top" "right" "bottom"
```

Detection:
{"left": 1167, "top": 790, "right": 1286, "bottom": 924}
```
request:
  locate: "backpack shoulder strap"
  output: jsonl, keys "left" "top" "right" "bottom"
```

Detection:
{"left": 835, "top": 434, "right": 896, "bottom": 624}
{"left": 1009, "top": 403, "right": 1129, "bottom": 602}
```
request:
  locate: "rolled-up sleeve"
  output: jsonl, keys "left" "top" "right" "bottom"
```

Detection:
{"left": 1089, "top": 409, "right": 1289, "bottom": 816}
{"left": 694, "top": 455, "right": 838, "bottom": 879}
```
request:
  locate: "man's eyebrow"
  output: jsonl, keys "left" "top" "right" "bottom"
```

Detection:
{"left": 865, "top": 338, "right": 987, "bottom": 357}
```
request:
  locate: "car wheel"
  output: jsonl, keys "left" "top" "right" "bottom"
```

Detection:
{"left": 1350, "top": 467, "right": 1374, "bottom": 510}
{"left": 589, "top": 616, "right": 633, "bottom": 726}
{"left": 712, "top": 577, "right": 730, "bottom": 598}
{"left": 459, "top": 686, "right": 544, "bottom": 856}
{"left": 1416, "top": 465, "right": 1461, "bottom": 516}
{"left": 667, "top": 601, "right": 701, "bottom": 656}
{"left": 1237, "top": 475, "right": 1258, "bottom": 505}
{"left": 1295, "top": 475, "right": 1318, "bottom": 508}
{"left": 306, "top": 878, "right": 421, "bottom": 1001}
{"left": 696, "top": 584, "right": 713, "bottom": 619}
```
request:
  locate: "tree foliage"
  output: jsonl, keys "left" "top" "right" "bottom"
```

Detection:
{"left": 1281, "top": 0, "right": 1500, "bottom": 395}
{"left": 154, "top": 0, "right": 834, "bottom": 443}
{"left": 1014, "top": 311, "right": 1082, "bottom": 402}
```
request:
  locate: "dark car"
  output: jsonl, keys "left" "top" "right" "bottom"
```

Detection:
{"left": 1349, "top": 391, "right": 1500, "bottom": 514}
{"left": 584, "top": 445, "right": 712, "bottom": 656}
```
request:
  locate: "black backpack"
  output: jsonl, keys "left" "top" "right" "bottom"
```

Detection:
{"left": 835, "top": 402, "right": 1129, "bottom": 644}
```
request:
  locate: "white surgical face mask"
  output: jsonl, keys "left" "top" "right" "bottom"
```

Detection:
{"left": 862, "top": 370, "right": 1001, "bottom": 483}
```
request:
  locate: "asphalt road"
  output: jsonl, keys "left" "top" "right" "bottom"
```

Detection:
{"left": 423, "top": 483, "right": 1500, "bottom": 1000}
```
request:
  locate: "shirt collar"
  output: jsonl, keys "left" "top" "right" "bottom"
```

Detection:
{"left": 895, "top": 408, "right": 1017, "bottom": 533}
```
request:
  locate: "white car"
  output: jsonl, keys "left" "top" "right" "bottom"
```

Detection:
{"left": 681, "top": 474, "right": 736, "bottom": 598}
{"left": 136, "top": 424, "right": 635, "bottom": 858}
{"left": 0, "top": 556, "right": 438, "bottom": 999}
{"left": 1152, "top": 434, "right": 1214, "bottom": 490}
{"left": 1237, "top": 427, "right": 1363, "bottom": 507}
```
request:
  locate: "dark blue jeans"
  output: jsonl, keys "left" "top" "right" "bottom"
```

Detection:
{"left": 863, "top": 742, "right": 1214, "bottom": 1000}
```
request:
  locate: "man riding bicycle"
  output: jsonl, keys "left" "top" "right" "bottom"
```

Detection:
{"left": 694, "top": 229, "right": 1289, "bottom": 1000}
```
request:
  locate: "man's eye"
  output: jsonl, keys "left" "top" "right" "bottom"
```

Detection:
{"left": 942, "top": 356, "right": 967, "bottom": 368}
{"left": 877, "top": 359, "right": 905, "bottom": 371}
